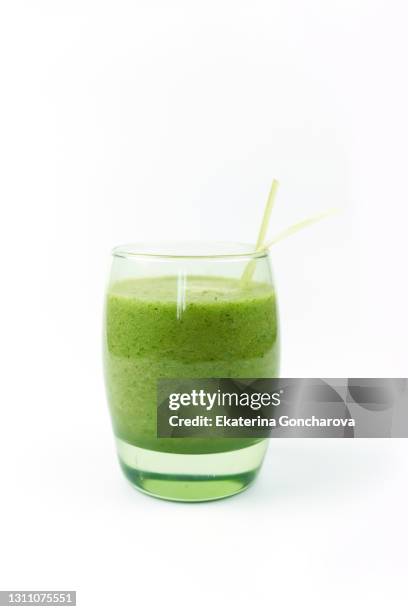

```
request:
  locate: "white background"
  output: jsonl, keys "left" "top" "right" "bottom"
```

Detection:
{"left": 1, "top": 1, "right": 407, "bottom": 610}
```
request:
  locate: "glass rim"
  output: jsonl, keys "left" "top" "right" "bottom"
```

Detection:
{"left": 111, "top": 241, "right": 269, "bottom": 261}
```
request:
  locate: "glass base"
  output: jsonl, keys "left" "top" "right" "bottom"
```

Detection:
{"left": 116, "top": 438, "right": 268, "bottom": 502}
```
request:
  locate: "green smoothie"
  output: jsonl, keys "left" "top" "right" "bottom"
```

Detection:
{"left": 104, "top": 275, "right": 279, "bottom": 454}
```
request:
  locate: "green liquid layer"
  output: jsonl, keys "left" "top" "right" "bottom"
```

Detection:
{"left": 104, "top": 276, "right": 279, "bottom": 454}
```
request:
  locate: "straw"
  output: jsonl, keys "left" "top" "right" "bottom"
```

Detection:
{"left": 241, "top": 179, "right": 338, "bottom": 284}
{"left": 241, "top": 179, "right": 279, "bottom": 284}
{"left": 263, "top": 208, "right": 338, "bottom": 249}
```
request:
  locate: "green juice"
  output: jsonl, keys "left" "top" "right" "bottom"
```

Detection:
{"left": 104, "top": 276, "right": 279, "bottom": 456}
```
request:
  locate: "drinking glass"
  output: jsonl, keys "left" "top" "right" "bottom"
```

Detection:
{"left": 103, "top": 242, "right": 279, "bottom": 501}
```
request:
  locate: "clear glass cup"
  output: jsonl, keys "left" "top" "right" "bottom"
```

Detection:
{"left": 103, "top": 242, "right": 280, "bottom": 502}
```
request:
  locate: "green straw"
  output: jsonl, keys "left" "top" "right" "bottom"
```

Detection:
{"left": 241, "top": 178, "right": 338, "bottom": 284}
{"left": 241, "top": 179, "right": 279, "bottom": 284}
{"left": 263, "top": 208, "right": 338, "bottom": 249}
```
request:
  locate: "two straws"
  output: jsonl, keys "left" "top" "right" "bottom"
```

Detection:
{"left": 241, "top": 179, "right": 337, "bottom": 283}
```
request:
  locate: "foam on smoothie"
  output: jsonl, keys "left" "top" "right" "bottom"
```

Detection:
{"left": 110, "top": 275, "right": 274, "bottom": 303}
